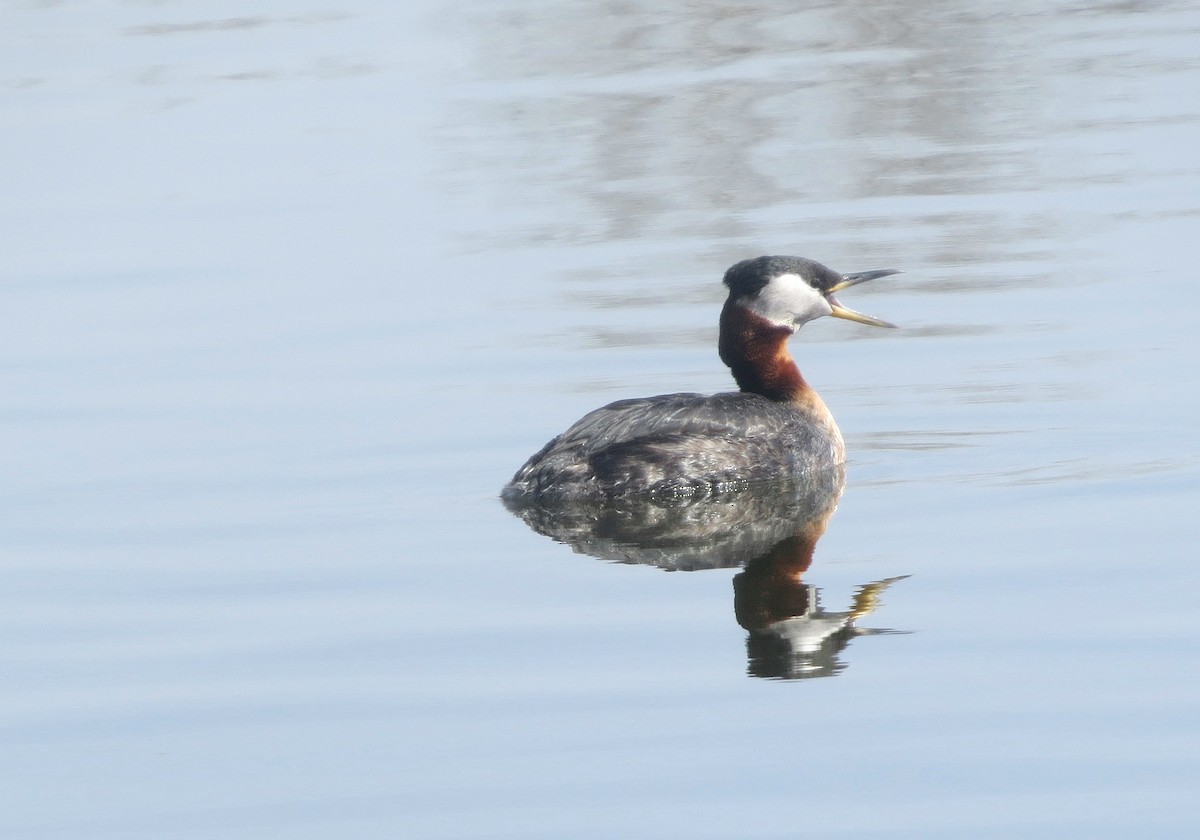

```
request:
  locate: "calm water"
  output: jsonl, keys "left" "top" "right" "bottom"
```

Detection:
{"left": 3, "top": 1, "right": 1200, "bottom": 837}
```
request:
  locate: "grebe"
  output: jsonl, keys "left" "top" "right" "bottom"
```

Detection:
{"left": 502, "top": 256, "right": 899, "bottom": 502}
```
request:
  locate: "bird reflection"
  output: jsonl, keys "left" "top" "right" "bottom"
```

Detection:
{"left": 503, "top": 464, "right": 909, "bottom": 680}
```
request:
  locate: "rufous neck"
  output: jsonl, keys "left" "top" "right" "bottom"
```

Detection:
{"left": 718, "top": 300, "right": 809, "bottom": 403}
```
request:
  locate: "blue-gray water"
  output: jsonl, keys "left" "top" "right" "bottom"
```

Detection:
{"left": 4, "top": 2, "right": 1200, "bottom": 837}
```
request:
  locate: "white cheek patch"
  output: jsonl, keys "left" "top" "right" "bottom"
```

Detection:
{"left": 744, "top": 273, "right": 832, "bottom": 327}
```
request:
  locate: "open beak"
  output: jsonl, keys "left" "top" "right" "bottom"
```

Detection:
{"left": 826, "top": 269, "right": 900, "bottom": 328}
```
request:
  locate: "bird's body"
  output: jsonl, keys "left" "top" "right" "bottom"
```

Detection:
{"left": 506, "top": 390, "right": 841, "bottom": 501}
{"left": 503, "top": 256, "right": 898, "bottom": 502}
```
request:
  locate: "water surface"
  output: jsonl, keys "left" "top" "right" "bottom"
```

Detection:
{"left": 3, "top": 2, "right": 1200, "bottom": 837}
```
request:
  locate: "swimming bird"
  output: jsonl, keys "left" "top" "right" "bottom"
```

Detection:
{"left": 502, "top": 256, "right": 898, "bottom": 502}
